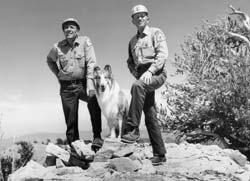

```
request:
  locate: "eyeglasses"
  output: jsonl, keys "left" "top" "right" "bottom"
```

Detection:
{"left": 133, "top": 13, "right": 148, "bottom": 19}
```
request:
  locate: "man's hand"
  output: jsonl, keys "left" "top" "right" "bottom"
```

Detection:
{"left": 140, "top": 71, "right": 152, "bottom": 85}
{"left": 131, "top": 69, "right": 138, "bottom": 79}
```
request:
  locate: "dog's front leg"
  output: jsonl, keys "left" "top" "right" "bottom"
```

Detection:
{"left": 110, "top": 127, "right": 116, "bottom": 139}
{"left": 118, "top": 119, "right": 122, "bottom": 140}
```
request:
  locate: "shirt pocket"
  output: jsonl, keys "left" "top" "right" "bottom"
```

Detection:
{"left": 141, "top": 46, "right": 155, "bottom": 58}
{"left": 74, "top": 53, "right": 85, "bottom": 68}
{"left": 58, "top": 53, "right": 68, "bottom": 68}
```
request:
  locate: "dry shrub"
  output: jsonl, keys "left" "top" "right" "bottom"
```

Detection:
{"left": 160, "top": 11, "right": 250, "bottom": 154}
{"left": 0, "top": 141, "right": 34, "bottom": 179}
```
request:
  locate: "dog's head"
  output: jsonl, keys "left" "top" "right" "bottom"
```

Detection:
{"left": 93, "top": 65, "right": 114, "bottom": 94}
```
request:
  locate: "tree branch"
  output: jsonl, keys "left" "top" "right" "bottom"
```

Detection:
{"left": 227, "top": 31, "right": 250, "bottom": 49}
{"left": 229, "top": 5, "right": 250, "bottom": 32}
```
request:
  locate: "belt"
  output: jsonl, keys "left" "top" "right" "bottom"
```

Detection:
{"left": 59, "top": 79, "right": 83, "bottom": 85}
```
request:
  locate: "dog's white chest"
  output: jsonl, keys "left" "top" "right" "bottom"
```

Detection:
{"left": 98, "top": 94, "right": 120, "bottom": 119}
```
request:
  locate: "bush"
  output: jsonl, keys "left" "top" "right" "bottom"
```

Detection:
{"left": 1, "top": 156, "right": 12, "bottom": 180}
{"left": 0, "top": 141, "right": 34, "bottom": 178}
{"left": 15, "top": 141, "right": 34, "bottom": 168}
{"left": 161, "top": 7, "right": 250, "bottom": 154}
{"left": 56, "top": 138, "right": 64, "bottom": 145}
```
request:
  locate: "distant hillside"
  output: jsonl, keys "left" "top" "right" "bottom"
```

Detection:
{"left": 1, "top": 130, "right": 92, "bottom": 150}
{"left": 1, "top": 129, "right": 149, "bottom": 150}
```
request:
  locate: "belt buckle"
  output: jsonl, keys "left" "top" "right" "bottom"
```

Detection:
{"left": 70, "top": 80, "right": 77, "bottom": 87}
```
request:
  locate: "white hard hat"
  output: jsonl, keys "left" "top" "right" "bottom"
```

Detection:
{"left": 62, "top": 18, "right": 80, "bottom": 30}
{"left": 131, "top": 4, "right": 148, "bottom": 17}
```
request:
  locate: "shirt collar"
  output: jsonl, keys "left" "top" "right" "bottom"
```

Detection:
{"left": 73, "top": 37, "right": 80, "bottom": 47}
{"left": 137, "top": 25, "right": 150, "bottom": 38}
{"left": 143, "top": 25, "right": 150, "bottom": 36}
{"left": 61, "top": 35, "right": 80, "bottom": 47}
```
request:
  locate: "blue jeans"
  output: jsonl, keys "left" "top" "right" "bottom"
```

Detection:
{"left": 60, "top": 80, "right": 102, "bottom": 145}
{"left": 126, "top": 72, "right": 167, "bottom": 156}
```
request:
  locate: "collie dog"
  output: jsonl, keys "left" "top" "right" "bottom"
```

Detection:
{"left": 93, "top": 65, "right": 129, "bottom": 140}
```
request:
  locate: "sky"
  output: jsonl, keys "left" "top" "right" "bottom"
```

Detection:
{"left": 0, "top": 0, "right": 250, "bottom": 138}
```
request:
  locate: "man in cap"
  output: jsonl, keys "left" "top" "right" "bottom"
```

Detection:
{"left": 47, "top": 18, "right": 103, "bottom": 151}
{"left": 121, "top": 5, "right": 168, "bottom": 165}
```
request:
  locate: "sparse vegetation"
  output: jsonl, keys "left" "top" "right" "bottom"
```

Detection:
{"left": 15, "top": 141, "right": 34, "bottom": 168}
{"left": 0, "top": 112, "right": 4, "bottom": 180}
{"left": 56, "top": 138, "right": 64, "bottom": 145}
{"left": 0, "top": 141, "right": 34, "bottom": 180}
{"left": 160, "top": 6, "right": 250, "bottom": 157}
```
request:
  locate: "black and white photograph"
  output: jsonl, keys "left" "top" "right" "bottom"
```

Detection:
{"left": 1, "top": 0, "right": 250, "bottom": 180}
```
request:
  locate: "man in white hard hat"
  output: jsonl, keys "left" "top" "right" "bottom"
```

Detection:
{"left": 121, "top": 5, "right": 168, "bottom": 165}
{"left": 47, "top": 18, "right": 103, "bottom": 152}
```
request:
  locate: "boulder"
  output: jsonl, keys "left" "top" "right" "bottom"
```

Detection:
{"left": 109, "top": 157, "right": 140, "bottom": 172}
{"left": 56, "top": 158, "right": 65, "bottom": 168}
{"left": 7, "top": 160, "right": 53, "bottom": 181}
{"left": 71, "top": 140, "right": 95, "bottom": 157}
{"left": 129, "top": 145, "right": 153, "bottom": 161}
{"left": 223, "top": 149, "right": 247, "bottom": 167}
{"left": 86, "top": 162, "right": 110, "bottom": 178}
{"left": 155, "top": 142, "right": 250, "bottom": 181}
{"left": 8, "top": 141, "right": 250, "bottom": 181}
{"left": 53, "top": 166, "right": 85, "bottom": 176}
{"left": 45, "top": 143, "right": 70, "bottom": 162}
{"left": 138, "top": 159, "right": 156, "bottom": 174}
{"left": 94, "top": 149, "right": 114, "bottom": 162}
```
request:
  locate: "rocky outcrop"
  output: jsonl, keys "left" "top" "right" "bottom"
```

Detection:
{"left": 7, "top": 139, "right": 250, "bottom": 181}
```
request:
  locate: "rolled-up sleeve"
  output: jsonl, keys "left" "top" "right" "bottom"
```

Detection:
{"left": 148, "top": 29, "right": 168, "bottom": 74}
{"left": 47, "top": 45, "right": 59, "bottom": 77}
{"left": 84, "top": 37, "right": 96, "bottom": 90}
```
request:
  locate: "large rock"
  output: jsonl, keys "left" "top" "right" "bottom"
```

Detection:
{"left": 109, "top": 157, "right": 140, "bottom": 172}
{"left": 71, "top": 140, "right": 95, "bottom": 157}
{"left": 156, "top": 142, "right": 250, "bottom": 181}
{"left": 45, "top": 143, "right": 90, "bottom": 169}
{"left": 138, "top": 159, "right": 156, "bottom": 174}
{"left": 7, "top": 160, "right": 54, "bottom": 181}
{"left": 86, "top": 162, "right": 110, "bottom": 178}
{"left": 45, "top": 143, "right": 70, "bottom": 162}
{"left": 100, "top": 138, "right": 136, "bottom": 156}
{"left": 52, "top": 166, "right": 85, "bottom": 176}
{"left": 8, "top": 141, "right": 250, "bottom": 181}
{"left": 223, "top": 149, "right": 247, "bottom": 167}
{"left": 94, "top": 138, "right": 136, "bottom": 162}
{"left": 94, "top": 149, "right": 114, "bottom": 162}
{"left": 129, "top": 144, "right": 153, "bottom": 161}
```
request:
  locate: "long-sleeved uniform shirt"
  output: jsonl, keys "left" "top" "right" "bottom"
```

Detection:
{"left": 127, "top": 25, "right": 168, "bottom": 78}
{"left": 47, "top": 35, "right": 96, "bottom": 90}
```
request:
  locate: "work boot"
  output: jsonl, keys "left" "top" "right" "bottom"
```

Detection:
{"left": 91, "top": 137, "right": 103, "bottom": 152}
{"left": 150, "top": 155, "right": 166, "bottom": 166}
{"left": 121, "top": 128, "right": 140, "bottom": 143}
